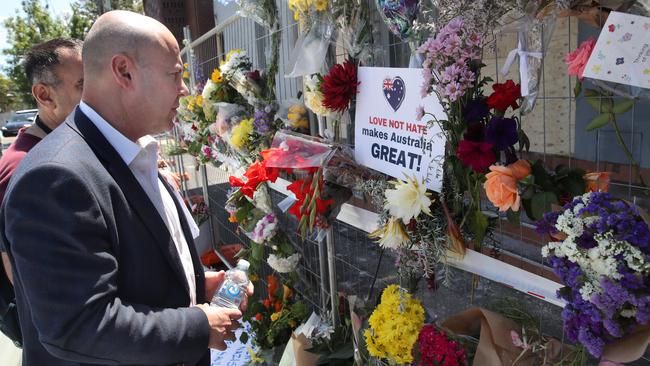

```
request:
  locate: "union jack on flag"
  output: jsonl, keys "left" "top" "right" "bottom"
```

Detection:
{"left": 383, "top": 78, "right": 393, "bottom": 90}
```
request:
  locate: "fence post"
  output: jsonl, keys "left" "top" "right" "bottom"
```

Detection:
{"left": 326, "top": 228, "right": 339, "bottom": 326}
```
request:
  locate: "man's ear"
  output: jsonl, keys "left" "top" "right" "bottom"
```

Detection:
{"left": 111, "top": 54, "right": 135, "bottom": 89}
{"left": 32, "top": 83, "right": 55, "bottom": 109}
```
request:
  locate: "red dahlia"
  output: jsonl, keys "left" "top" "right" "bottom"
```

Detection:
{"left": 320, "top": 59, "right": 359, "bottom": 113}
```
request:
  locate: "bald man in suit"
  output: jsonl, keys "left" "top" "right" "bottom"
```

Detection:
{"left": 0, "top": 11, "right": 252, "bottom": 366}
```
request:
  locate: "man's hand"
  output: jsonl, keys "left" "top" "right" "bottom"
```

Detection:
{"left": 204, "top": 271, "right": 254, "bottom": 311}
{"left": 196, "top": 304, "right": 242, "bottom": 351}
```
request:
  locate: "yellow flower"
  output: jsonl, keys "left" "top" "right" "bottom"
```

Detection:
{"left": 315, "top": 0, "right": 327, "bottom": 11}
{"left": 229, "top": 118, "right": 254, "bottom": 150}
{"left": 270, "top": 312, "right": 281, "bottom": 322}
{"left": 369, "top": 218, "right": 410, "bottom": 249}
{"left": 211, "top": 68, "right": 223, "bottom": 83}
{"left": 183, "top": 62, "right": 189, "bottom": 68}
{"left": 287, "top": 104, "right": 309, "bottom": 129}
{"left": 364, "top": 285, "right": 424, "bottom": 364}
{"left": 183, "top": 70, "right": 189, "bottom": 79}
{"left": 195, "top": 95, "right": 203, "bottom": 108}
{"left": 249, "top": 274, "right": 259, "bottom": 282}
{"left": 222, "top": 49, "right": 242, "bottom": 66}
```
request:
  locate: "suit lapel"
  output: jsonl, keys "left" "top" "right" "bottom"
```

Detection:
{"left": 159, "top": 175, "right": 206, "bottom": 303}
{"left": 70, "top": 108, "right": 190, "bottom": 299}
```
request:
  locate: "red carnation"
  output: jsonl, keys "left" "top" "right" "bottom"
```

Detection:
{"left": 456, "top": 140, "right": 496, "bottom": 173}
{"left": 320, "top": 59, "right": 359, "bottom": 113}
{"left": 486, "top": 80, "right": 521, "bottom": 112}
{"left": 418, "top": 324, "right": 467, "bottom": 366}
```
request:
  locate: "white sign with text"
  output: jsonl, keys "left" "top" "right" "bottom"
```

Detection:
{"left": 354, "top": 67, "right": 447, "bottom": 191}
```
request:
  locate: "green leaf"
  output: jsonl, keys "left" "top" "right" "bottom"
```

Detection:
{"left": 584, "top": 89, "right": 600, "bottom": 97}
{"left": 574, "top": 81, "right": 582, "bottom": 98}
{"left": 585, "top": 97, "right": 613, "bottom": 113}
{"left": 530, "top": 192, "right": 558, "bottom": 221}
{"left": 586, "top": 113, "right": 612, "bottom": 131}
{"left": 239, "top": 331, "right": 249, "bottom": 345}
{"left": 506, "top": 209, "right": 521, "bottom": 227}
{"left": 612, "top": 99, "right": 634, "bottom": 114}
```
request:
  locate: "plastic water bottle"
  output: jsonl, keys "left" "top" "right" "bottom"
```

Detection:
{"left": 211, "top": 259, "right": 250, "bottom": 309}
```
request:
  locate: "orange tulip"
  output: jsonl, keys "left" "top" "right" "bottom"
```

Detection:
{"left": 484, "top": 160, "right": 531, "bottom": 212}
{"left": 584, "top": 172, "right": 611, "bottom": 193}
{"left": 255, "top": 313, "right": 263, "bottom": 322}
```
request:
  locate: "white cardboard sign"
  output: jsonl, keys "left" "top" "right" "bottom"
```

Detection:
{"left": 582, "top": 11, "right": 650, "bottom": 89}
{"left": 354, "top": 67, "right": 446, "bottom": 191}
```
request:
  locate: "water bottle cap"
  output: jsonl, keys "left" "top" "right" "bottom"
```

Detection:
{"left": 236, "top": 259, "right": 250, "bottom": 271}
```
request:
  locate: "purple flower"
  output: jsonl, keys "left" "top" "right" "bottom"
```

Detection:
{"left": 485, "top": 116, "right": 518, "bottom": 150}
{"left": 463, "top": 99, "right": 489, "bottom": 123}
{"left": 415, "top": 105, "right": 425, "bottom": 121}
{"left": 254, "top": 108, "right": 271, "bottom": 133}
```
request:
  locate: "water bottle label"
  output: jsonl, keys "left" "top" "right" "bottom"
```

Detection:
{"left": 217, "top": 282, "right": 242, "bottom": 306}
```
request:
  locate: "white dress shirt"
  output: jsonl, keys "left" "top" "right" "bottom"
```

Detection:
{"left": 79, "top": 101, "right": 198, "bottom": 305}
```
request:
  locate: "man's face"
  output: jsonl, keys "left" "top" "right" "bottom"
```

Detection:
{"left": 136, "top": 34, "right": 189, "bottom": 135}
{"left": 49, "top": 48, "right": 83, "bottom": 125}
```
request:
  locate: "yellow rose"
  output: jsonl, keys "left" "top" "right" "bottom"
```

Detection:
{"left": 270, "top": 312, "right": 281, "bottom": 322}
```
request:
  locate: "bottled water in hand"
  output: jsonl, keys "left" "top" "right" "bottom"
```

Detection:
{"left": 211, "top": 259, "right": 250, "bottom": 309}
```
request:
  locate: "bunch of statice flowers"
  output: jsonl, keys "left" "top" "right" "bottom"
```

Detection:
{"left": 417, "top": 17, "right": 482, "bottom": 102}
{"left": 538, "top": 192, "right": 650, "bottom": 357}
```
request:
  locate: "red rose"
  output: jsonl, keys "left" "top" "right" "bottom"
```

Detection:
{"left": 486, "top": 80, "right": 521, "bottom": 112}
{"left": 456, "top": 140, "right": 496, "bottom": 173}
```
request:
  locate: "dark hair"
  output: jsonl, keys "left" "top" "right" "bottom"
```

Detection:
{"left": 23, "top": 38, "right": 83, "bottom": 87}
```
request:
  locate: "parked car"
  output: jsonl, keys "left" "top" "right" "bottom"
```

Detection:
{"left": 2, "top": 109, "right": 38, "bottom": 137}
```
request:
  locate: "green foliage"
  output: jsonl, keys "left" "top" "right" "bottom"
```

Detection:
{"left": 2, "top": 0, "right": 143, "bottom": 107}
{"left": 0, "top": 74, "right": 19, "bottom": 112}
{"left": 2, "top": 0, "right": 68, "bottom": 106}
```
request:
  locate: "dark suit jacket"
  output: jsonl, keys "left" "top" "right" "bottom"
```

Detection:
{"left": 0, "top": 108, "right": 211, "bottom": 365}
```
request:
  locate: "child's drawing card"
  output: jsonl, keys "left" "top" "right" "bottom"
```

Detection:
{"left": 583, "top": 11, "right": 650, "bottom": 89}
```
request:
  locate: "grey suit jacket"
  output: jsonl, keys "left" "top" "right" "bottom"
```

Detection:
{"left": 0, "top": 107, "right": 211, "bottom": 365}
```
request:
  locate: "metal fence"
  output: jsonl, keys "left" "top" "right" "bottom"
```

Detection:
{"left": 162, "top": 3, "right": 650, "bottom": 362}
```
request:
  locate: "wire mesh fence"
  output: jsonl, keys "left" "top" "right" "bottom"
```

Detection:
{"left": 162, "top": 2, "right": 650, "bottom": 362}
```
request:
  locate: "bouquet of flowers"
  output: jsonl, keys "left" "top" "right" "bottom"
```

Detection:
{"left": 418, "top": 16, "right": 528, "bottom": 249}
{"left": 417, "top": 324, "right": 467, "bottom": 366}
{"left": 220, "top": 49, "right": 265, "bottom": 108}
{"left": 243, "top": 276, "right": 309, "bottom": 351}
{"left": 364, "top": 284, "right": 425, "bottom": 364}
{"left": 537, "top": 192, "right": 650, "bottom": 358}
{"left": 185, "top": 195, "right": 210, "bottom": 226}
{"left": 260, "top": 131, "right": 341, "bottom": 238}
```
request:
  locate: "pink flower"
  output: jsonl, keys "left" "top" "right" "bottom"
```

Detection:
{"left": 444, "top": 81, "right": 463, "bottom": 101}
{"left": 565, "top": 37, "right": 596, "bottom": 80}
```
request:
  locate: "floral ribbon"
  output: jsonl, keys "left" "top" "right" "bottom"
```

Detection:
{"left": 500, "top": 39, "right": 543, "bottom": 97}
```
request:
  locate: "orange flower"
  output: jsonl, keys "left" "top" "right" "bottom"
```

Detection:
{"left": 267, "top": 275, "right": 278, "bottom": 299}
{"left": 484, "top": 160, "right": 531, "bottom": 212}
{"left": 255, "top": 313, "right": 263, "bottom": 321}
{"left": 282, "top": 284, "right": 293, "bottom": 300}
{"left": 228, "top": 214, "right": 237, "bottom": 223}
{"left": 584, "top": 172, "right": 611, "bottom": 192}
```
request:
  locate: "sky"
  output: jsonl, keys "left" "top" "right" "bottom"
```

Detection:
{"left": 0, "top": 0, "right": 76, "bottom": 73}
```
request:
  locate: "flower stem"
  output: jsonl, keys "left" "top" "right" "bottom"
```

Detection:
{"left": 610, "top": 114, "right": 646, "bottom": 188}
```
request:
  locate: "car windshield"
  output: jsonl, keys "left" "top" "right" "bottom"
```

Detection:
{"left": 8, "top": 112, "right": 36, "bottom": 124}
